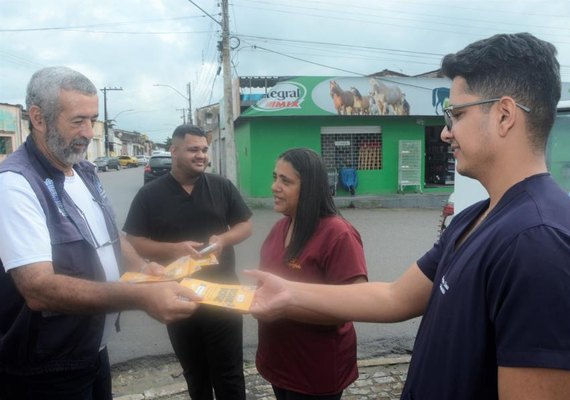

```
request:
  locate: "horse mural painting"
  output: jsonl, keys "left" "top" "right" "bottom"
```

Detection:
{"left": 350, "top": 87, "right": 371, "bottom": 115}
{"left": 330, "top": 80, "right": 354, "bottom": 115}
{"left": 432, "top": 87, "right": 450, "bottom": 115}
{"left": 369, "top": 78, "right": 406, "bottom": 115}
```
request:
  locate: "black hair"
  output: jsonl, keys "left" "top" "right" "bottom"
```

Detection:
{"left": 278, "top": 148, "right": 338, "bottom": 262}
{"left": 441, "top": 32, "right": 561, "bottom": 150}
{"left": 171, "top": 124, "right": 207, "bottom": 141}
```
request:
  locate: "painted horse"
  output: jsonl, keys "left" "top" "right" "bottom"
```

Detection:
{"left": 350, "top": 87, "right": 371, "bottom": 115}
{"left": 369, "top": 78, "right": 405, "bottom": 115}
{"left": 432, "top": 87, "right": 450, "bottom": 115}
{"left": 330, "top": 80, "right": 354, "bottom": 115}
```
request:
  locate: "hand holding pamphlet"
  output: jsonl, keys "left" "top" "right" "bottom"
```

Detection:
{"left": 180, "top": 278, "right": 255, "bottom": 312}
{"left": 119, "top": 254, "right": 218, "bottom": 283}
{"left": 120, "top": 254, "right": 256, "bottom": 312}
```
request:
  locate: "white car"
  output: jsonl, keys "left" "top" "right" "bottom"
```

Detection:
{"left": 136, "top": 155, "right": 150, "bottom": 166}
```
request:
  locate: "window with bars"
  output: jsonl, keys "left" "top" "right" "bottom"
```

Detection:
{"left": 0, "top": 136, "right": 13, "bottom": 155}
{"left": 320, "top": 129, "right": 382, "bottom": 171}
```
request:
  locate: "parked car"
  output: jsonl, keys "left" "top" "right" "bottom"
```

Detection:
{"left": 93, "top": 156, "right": 120, "bottom": 172}
{"left": 135, "top": 155, "right": 150, "bottom": 166}
{"left": 118, "top": 155, "right": 139, "bottom": 168}
{"left": 144, "top": 153, "right": 172, "bottom": 184}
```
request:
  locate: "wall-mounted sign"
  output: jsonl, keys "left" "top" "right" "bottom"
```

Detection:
{"left": 252, "top": 82, "right": 307, "bottom": 112}
{"left": 241, "top": 77, "right": 570, "bottom": 118}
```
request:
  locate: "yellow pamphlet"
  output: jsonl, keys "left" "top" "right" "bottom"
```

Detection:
{"left": 180, "top": 278, "right": 255, "bottom": 312}
{"left": 119, "top": 254, "right": 218, "bottom": 283}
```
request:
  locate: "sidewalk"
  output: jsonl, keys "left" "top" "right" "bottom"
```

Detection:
{"left": 246, "top": 193, "right": 449, "bottom": 210}
{"left": 112, "top": 354, "right": 411, "bottom": 400}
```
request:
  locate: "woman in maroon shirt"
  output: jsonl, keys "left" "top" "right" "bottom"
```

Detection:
{"left": 256, "top": 148, "right": 368, "bottom": 399}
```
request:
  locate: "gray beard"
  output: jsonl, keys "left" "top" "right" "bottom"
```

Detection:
{"left": 45, "top": 125, "right": 90, "bottom": 165}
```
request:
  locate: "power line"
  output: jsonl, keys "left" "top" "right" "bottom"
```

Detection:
{"left": 187, "top": 0, "right": 222, "bottom": 26}
{"left": 0, "top": 15, "right": 211, "bottom": 32}
{"left": 236, "top": 34, "right": 446, "bottom": 58}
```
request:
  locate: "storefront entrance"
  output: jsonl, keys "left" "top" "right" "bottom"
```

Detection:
{"left": 424, "top": 125, "right": 454, "bottom": 187}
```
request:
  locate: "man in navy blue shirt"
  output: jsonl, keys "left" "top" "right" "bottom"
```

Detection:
{"left": 246, "top": 33, "right": 570, "bottom": 400}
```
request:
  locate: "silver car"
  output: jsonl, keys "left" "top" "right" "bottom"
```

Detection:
{"left": 94, "top": 156, "right": 120, "bottom": 172}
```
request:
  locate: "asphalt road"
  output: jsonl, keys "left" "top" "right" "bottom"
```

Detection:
{"left": 100, "top": 167, "right": 441, "bottom": 365}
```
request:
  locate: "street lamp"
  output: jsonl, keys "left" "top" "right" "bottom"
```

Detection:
{"left": 107, "top": 109, "right": 134, "bottom": 129}
{"left": 105, "top": 109, "right": 134, "bottom": 157}
{"left": 112, "top": 109, "right": 135, "bottom": 121}
{"left": 153, "top": 83, "right": 192, "bottom": 124}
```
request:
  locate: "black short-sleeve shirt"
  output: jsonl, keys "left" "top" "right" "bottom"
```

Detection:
{"left": 123, "top": 173, "right": 252, "bottom": 283}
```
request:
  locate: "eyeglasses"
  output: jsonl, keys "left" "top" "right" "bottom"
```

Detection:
{"left": 443, "top": 98, "right": 531, "bottom": 131}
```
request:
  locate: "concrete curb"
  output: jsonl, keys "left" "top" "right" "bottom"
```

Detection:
{"left": 113, "top": 355, "right": 412, "bottom": 400}
{"left": 246, "top": 194, "right": 449, "bottom": 210}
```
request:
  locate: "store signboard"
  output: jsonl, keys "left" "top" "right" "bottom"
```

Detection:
{"left": 241, "top": 77, "right": 570, "bottom": 118}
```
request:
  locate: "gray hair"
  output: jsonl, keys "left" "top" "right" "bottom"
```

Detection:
{"left": 26, "top": 66, "right": 97, "bottom": 130}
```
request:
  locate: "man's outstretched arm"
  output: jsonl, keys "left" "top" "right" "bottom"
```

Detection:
{"left": 246, "top": 262, "right": 432, "bottom": 323}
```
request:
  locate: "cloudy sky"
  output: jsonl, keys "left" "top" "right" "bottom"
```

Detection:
{"left": 1, "top": 0, "right": 569, "bottom": 144}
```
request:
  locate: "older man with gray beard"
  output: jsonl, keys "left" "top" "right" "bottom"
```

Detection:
{"left": 0, "top": 66, "right": 200, "bottom": 400}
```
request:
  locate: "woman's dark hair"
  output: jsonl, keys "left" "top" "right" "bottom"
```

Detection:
{"left": 279, "top": 148, "right": 338, "bottom": 262}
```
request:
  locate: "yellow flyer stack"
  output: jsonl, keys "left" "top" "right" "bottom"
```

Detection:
{"left": 119, "top": 254, "right": 255, "bottom": 312}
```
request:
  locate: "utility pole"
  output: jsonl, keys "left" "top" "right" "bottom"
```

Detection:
{"left": 221, "top": 0, "right": 236, "bottom": 184}
{"left": 153, "top": 83, "right": 192, "bottom": 125}
{"left": 187, "top": 82, "right": 193, "bottom": 124}
{"left": 100, "top": 87, "right": 123, "bottom": 156}
{"left": 176, "top": 108, "right": 187, "bottom": 124}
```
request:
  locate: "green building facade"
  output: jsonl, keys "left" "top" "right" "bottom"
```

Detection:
{"left": 234, "top": 76, "right": 455, "bottom": 198}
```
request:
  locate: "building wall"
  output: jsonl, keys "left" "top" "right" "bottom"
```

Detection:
{"left": 235, "top": 123, "right": 251, "bottom": 190}
{"left": 237, "top": 117, "right": 320, "bottom": 197}
{"left": 87, "top": 120, "right": 105, "bottom": 161}
{"left": 0, "top": 103, "right": 24, "bottom": 163}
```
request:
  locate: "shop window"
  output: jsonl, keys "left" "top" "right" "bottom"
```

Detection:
{"left": 0, "top": 136, "right": 13, "bottom": 155}
{"left": 320, "top": 128, "right": 382, "bottom": 171}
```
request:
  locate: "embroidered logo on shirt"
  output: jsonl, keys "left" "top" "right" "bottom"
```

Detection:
{"left": 439, "top": 275, "right": 450, "bottom": 294}
{"left": 93, "top": 177, "right": 108, "bottom": 200}
{"left": 44, "top": 178, "right": 68, "bottom": 217}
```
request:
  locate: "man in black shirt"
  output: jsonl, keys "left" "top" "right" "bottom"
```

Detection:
{"left": 123, "top": 124, "right": 252, "bottom": 400}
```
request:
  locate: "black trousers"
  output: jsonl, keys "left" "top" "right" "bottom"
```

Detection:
{"left": 0, "top": 347, "right": 112, "bottom": 400}
{"left": 167, "top": 306, "right": 245, "bottom": 400}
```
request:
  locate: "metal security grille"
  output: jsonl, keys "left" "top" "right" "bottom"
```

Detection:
{"left": 320, "top": 127, "right": 382, "bottom": 171}
{"left": 398, "top": 140, "right": 422, "bottom": 192}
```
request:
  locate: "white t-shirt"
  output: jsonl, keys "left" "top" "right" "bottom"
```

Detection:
{"left": 0, "top": 171, "right": 120, "bottom": 349}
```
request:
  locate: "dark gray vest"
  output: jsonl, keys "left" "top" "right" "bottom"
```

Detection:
{"left": 0, "top": 136, "right": 121, "bottom": 374}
